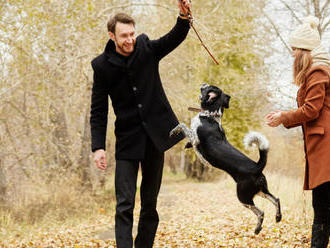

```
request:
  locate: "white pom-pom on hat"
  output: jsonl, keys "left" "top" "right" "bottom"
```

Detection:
{"left": 288, "top": 16, "right": 320, "bottom": 51}
{"left": 304, "top": 16, "right": 319, "bottom": 29}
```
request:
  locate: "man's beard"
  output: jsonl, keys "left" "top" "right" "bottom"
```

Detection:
{"left": 116, "top": 40, "right": 135, "bottom": 56}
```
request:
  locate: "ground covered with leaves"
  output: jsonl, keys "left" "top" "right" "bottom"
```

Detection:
{"left": 1, "top": 176, "right": 313, "bottom": 247}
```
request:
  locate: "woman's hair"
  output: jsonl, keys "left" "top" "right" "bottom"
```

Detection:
{"left": 293, "top": 48, "right": 313, "bottom": 86}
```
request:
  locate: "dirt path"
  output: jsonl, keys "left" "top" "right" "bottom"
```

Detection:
{"left": 95, "top": 176, "right": 311, "bottom": 247}
{"left": 1, "top": 176, "right": 312, "bottom": 247}
{"left": 154, "top": 178, "right": 310, "bottom": 247}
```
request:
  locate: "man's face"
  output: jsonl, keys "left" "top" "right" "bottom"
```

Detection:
{"left": 109, "top": 22, "right": 136, "bottom": 56}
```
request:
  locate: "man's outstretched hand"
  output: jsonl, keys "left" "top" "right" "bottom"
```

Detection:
{"left": 178, "top": 0, "right": 191, "bottom": 18}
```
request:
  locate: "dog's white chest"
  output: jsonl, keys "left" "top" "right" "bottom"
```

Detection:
{"left": 190, "top": 114, "right": 213, "bottom": 168}
{"left": 190, "top": 114, "right": 201, "bottom": 144}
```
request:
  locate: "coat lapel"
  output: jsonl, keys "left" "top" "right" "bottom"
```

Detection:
{"left": 104, "top": 39, "right": 139, "bottom": 68}
{"left": 127, "top": 41, "right": 139, "bottom": 68}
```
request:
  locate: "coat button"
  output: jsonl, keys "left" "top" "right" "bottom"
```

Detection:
{"left": 142, "top": 121, "right": 147, "bottom": 126}
{"left": 138, "top": 104, "right": 142, "bottom": 108}
{"left": 133, "top": 86, "right": 137, "bottom": 91}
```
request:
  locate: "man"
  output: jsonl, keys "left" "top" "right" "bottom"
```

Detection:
{"left": 90, "top": 1, "right": 191, "bottom": 247}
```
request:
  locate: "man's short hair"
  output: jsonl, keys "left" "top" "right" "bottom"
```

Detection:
{"left": 107, "top": 13, "right": 135, "bottom": 33}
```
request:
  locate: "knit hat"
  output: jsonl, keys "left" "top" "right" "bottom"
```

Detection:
{"left": 288, "top": 16, "right": 321, "bottom": 51}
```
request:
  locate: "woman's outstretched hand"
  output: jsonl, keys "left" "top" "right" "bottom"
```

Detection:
{"left": 265, "top": 110, "right": 283, "bottom": 127}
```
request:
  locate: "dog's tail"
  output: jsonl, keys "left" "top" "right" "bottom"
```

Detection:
{"left": 243, "top": 131, "right": 269, "bottom": 172}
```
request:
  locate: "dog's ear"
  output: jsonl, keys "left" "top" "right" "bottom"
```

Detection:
{"left": 223, "top": 94, "right": 231, "bottom": 108}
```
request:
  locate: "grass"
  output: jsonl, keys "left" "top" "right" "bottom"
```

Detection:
{"left": 0, "top": 167, "right": 187, "bottom": 241}
{"left": 0, "top": 174, "right": 116, "bottom": 241}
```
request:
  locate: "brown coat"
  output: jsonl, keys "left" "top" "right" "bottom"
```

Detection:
{"left": 281, "top": 65, "right": 330, "bottom": 190}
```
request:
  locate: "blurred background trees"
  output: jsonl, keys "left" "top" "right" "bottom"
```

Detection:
{"left": 0, "top": 0, "right": 327, "bottom": 227}
{"left": 264, "top": 0, "right": 330, "bottom": 108}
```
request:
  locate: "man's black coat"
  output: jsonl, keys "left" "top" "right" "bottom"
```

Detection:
{"left": 90, "top": 17, "right": 190, "bottom": 159}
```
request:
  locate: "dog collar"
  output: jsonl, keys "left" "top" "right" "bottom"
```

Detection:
{"left": 188, "top": 107, "right": 221, "bottom": 118}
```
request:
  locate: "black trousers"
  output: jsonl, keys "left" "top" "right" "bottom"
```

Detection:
{"left": 312, "top": 182, "right": 330, "bottom": 225}
{"left": 114, "top": 140, "right": 164, "bottom": 248}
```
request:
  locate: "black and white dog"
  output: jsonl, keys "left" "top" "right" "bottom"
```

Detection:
{"left": 170, "top": 84, "right": 281, "bottom": 234}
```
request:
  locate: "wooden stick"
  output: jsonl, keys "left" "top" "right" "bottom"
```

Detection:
{"left": 188, "top": 107, "right": 201, "bottom": 112}
{"left": 190, "top": 23, "right": 220, "bottom": 65}
{"left": 180, "top": 0, "right": 220, "bottom": 65}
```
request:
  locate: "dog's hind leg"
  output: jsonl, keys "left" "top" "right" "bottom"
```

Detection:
{"left": 258, "top": 189, "right": 282, "bottom": 223}
{"left": 237, "top": 183, "right": 264, "bottom": 234}
{"left": 243, "top": 203, "right": 264, "bottom": 235}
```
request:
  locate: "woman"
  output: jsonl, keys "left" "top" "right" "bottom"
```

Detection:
{"left": 266, "top": 16, "right": 330, "bottom": 248}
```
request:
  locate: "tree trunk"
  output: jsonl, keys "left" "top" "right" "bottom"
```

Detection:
{"left": 184, "top": 153, "right": 212, "bottom": 181}
{"left": 0, "top": 157, "right": 7, "bottom": 205}
{"left": 78, "top": 109, "right": 93, "bottom": 190}
{"left": 49, "top": 104, "right": 72, "bottom": 169}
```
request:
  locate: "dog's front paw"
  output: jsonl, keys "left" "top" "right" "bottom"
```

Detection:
{"left": 169, "top": 126, "right": 181, "bottom": 137}
{"left": 169, "top": 129, "right": 175, "bottom": 137}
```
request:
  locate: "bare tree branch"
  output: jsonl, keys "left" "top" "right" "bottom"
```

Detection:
{"left": 312, "top": 0, "right": 321, "bottom": 17}
{"left": 321, "top": 0, "right": 330, "bottom": 12}
{"left": 7, "top": 153, "right": 35, "bottom": 180}
{"left": 0, "top": 37, "right": 30, "bottom": 58}
{"left": 296, "top": 0, "right": 308, "bottom": 10}
{"left": 4, "top": 101, "right": 33, "bottom": 121}
{"left": 263, "top": 11, "right": 292, "bottom": 54}
{"left": 322, "top": 19, "right": 330, "bottom": 32}
{"left": 279, "top": 0, "right": 302, "bottom": 24}
{"left": 306, "top": 0, "right": 312, "bottom": 15}
{"left": 97, "top": 3, "right": 174, "bottom": 19}
{"left": 0, "top": 120, "right": 34, "bottom": 180}
{"left": 58, "top": 54, "right": 90, "bottom": 69}
{"left": 312, "top": 0, "right": 324, "bottom": 35}
{"left": 0, "top": 82, "right": 22, "bottom": 99}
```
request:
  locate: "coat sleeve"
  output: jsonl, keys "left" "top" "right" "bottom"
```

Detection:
{"left": 148, "top": 17, "right": 190, "bottom": 60}
{"left": 282, "top": 70, "right": 328, "bottom": 128}
{"left": 90, "top": 61, "right": 109, "bottom": 152}
{"left": 282, "top": 122, "right": 301, "bottom": 129}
